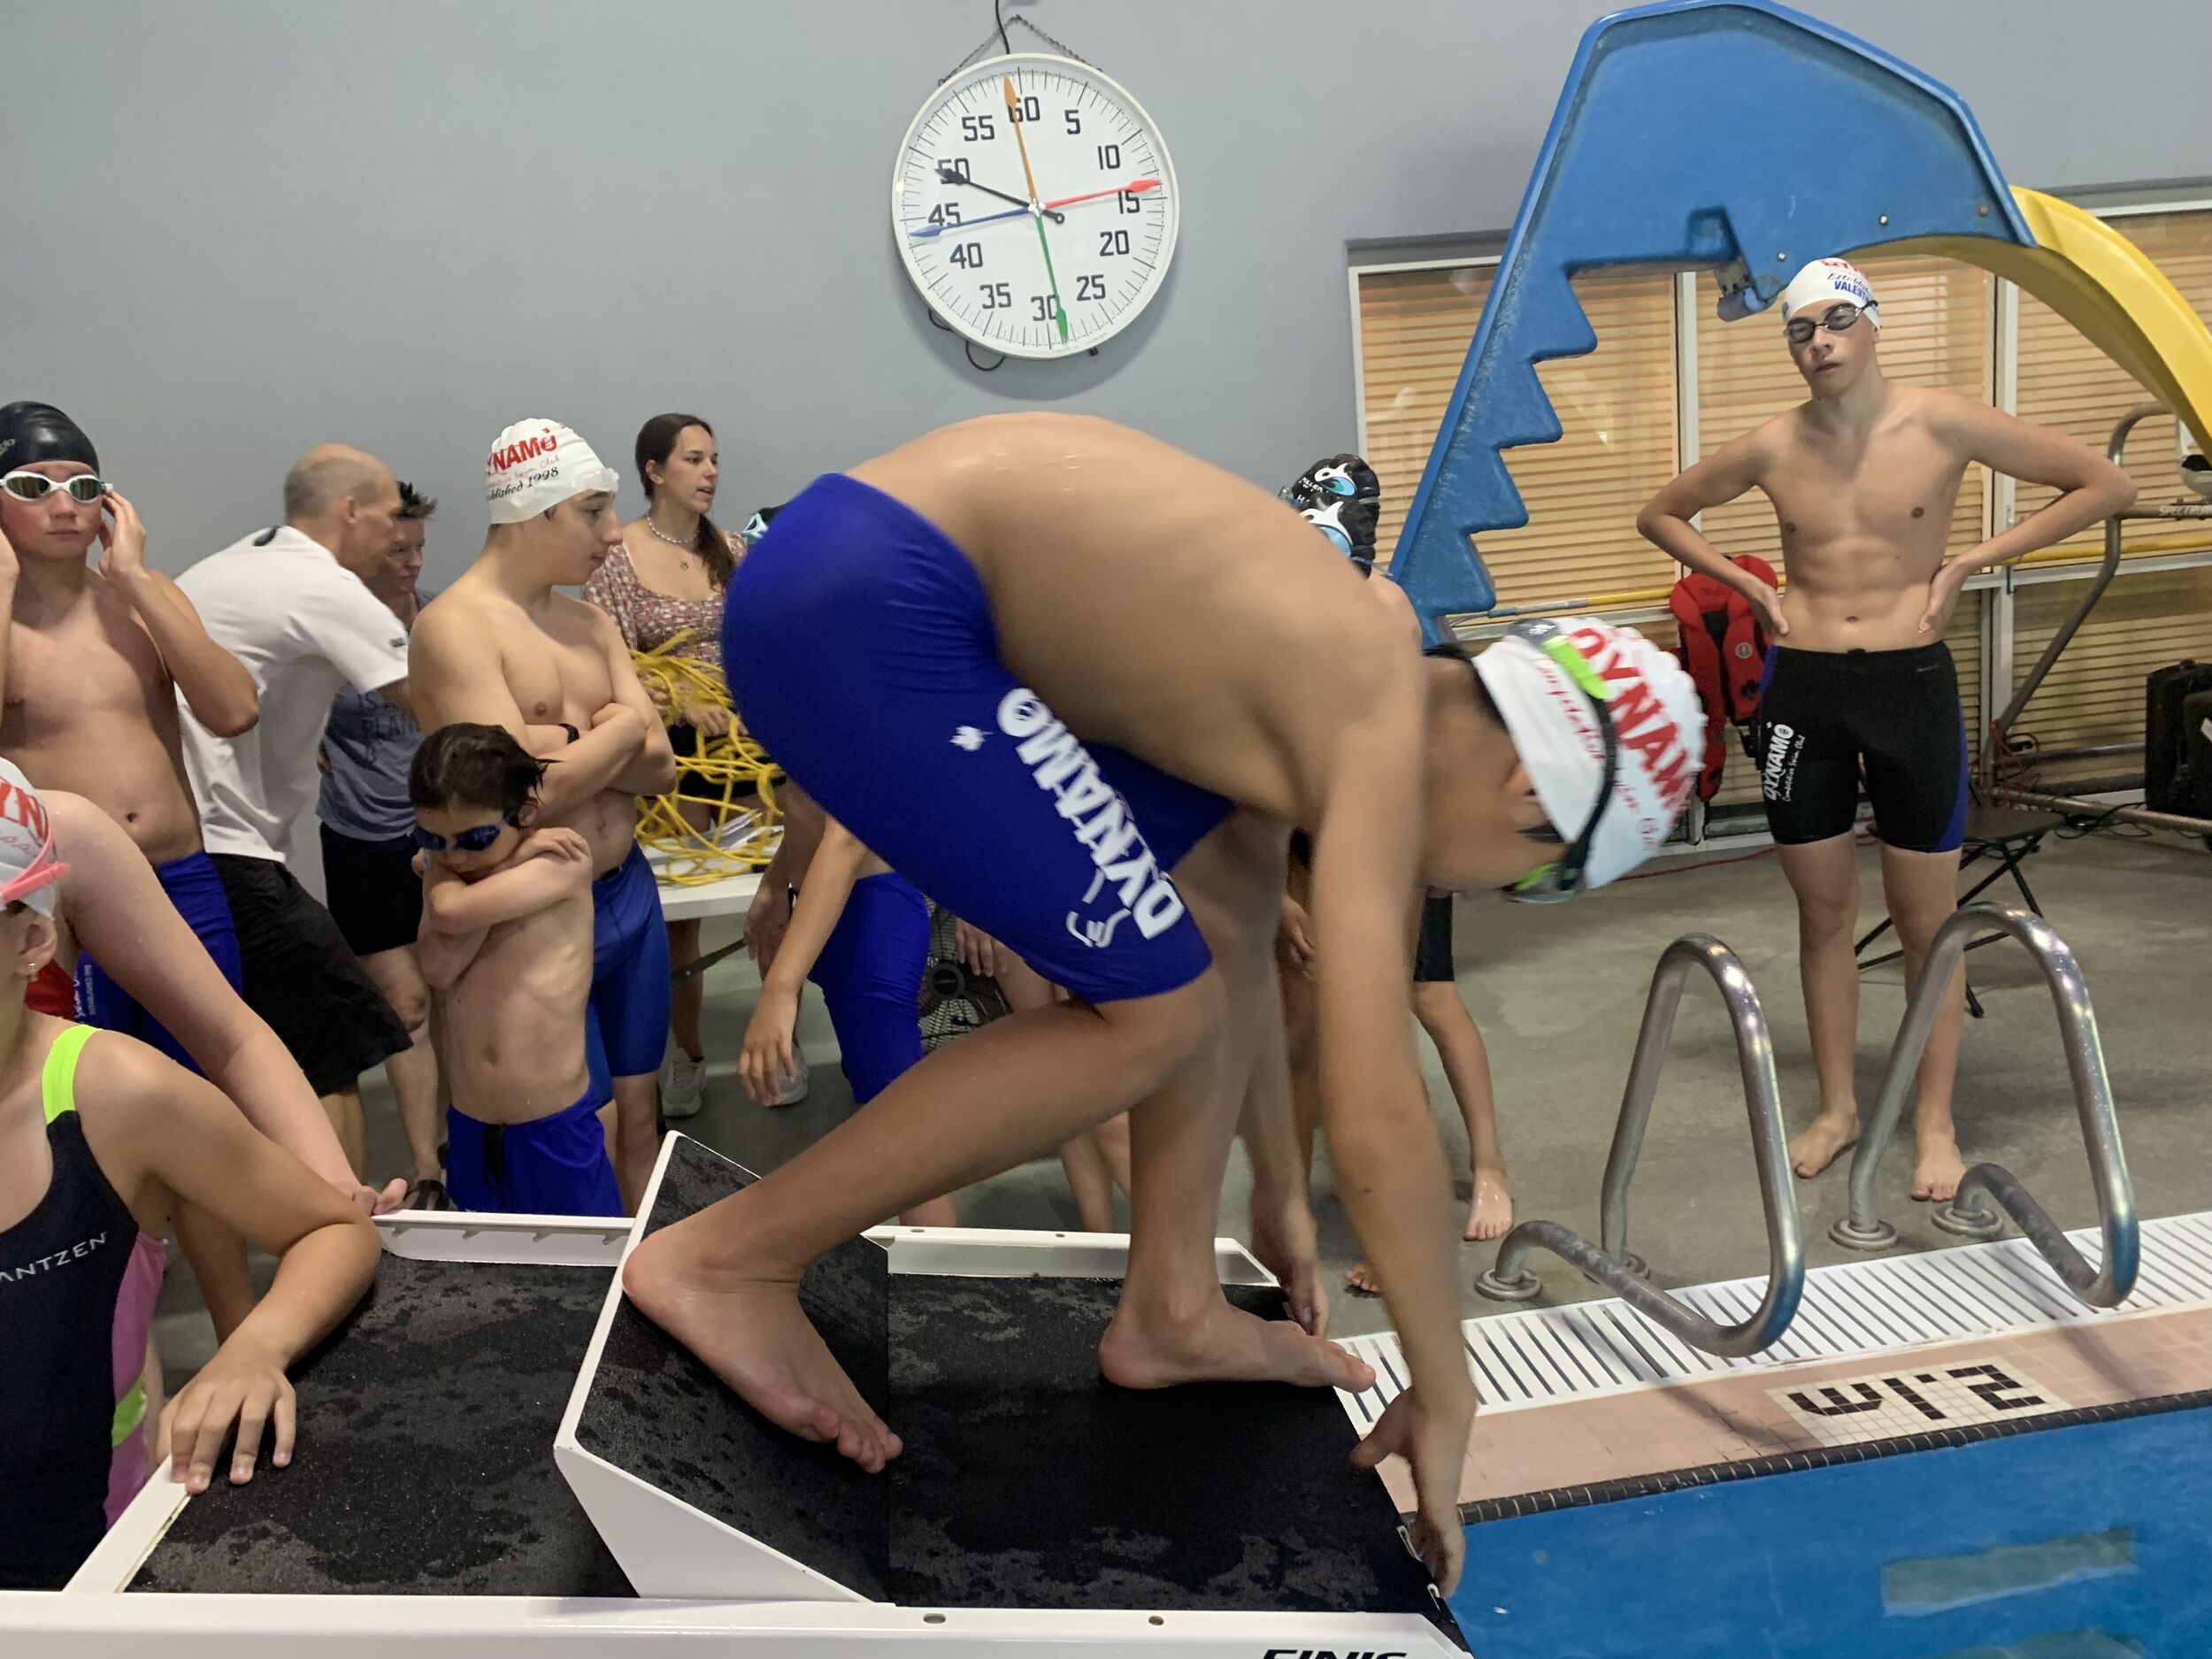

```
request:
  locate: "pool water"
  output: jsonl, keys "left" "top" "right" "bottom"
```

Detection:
{"left": 1449, "top": 1398, "right": 2212, "bottom": 1657}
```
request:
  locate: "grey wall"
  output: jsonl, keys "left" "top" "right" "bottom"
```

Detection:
{"left": 7, "top": 0, "right": 2208, "bottom": 593}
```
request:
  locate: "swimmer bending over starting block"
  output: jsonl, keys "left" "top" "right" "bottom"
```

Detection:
{"left": 624, "top": 414, "right": 1701, "bottom": 1589}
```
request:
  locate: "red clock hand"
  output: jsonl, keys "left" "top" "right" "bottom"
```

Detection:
{"left": 1041, "top": 178, "right": 1162, "bottom": 211}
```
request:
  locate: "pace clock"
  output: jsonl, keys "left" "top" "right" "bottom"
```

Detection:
{"left": 892, "top": 53, "right": 1179, "bottom": 360}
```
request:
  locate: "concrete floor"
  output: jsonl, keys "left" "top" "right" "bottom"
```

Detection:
{"left": 158, "top": 826, "right": 2212, "bottom": 1378}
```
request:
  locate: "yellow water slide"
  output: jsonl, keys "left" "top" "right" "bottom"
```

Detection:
{"left": 1890, "top": 187, "right": 2212, "bottom": 454}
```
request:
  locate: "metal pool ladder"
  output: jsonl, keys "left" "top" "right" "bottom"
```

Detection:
{"left": 1475, "top": 935, "right": 1807, "bottom": 1358}
{"left": 1830, "top": 902, "right": 2139, "bottom": 1310}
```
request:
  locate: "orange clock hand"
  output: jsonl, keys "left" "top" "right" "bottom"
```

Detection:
{"left": 1002, "top": 74, "right": 1066, "bottom": 341}
{"left": 1002, "top": 75, "right": 1042, "bottom": 205}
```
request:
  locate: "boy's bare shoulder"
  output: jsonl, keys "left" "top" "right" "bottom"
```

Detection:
{"left": 548, "top": 589, "right": 609, "bottom": 627}
{"left": 1898, "top": 384, "right": 1986, "bottom": 442}
{"left": 1740, "top": 408, "right": 1804, "bottom": 465}
{"left": 411, "top": 583, "right": 489, "bottom": 644}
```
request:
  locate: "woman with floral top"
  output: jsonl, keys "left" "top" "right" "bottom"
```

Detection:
{"left": 581, "top": 413, "right": 749, "bottom": 1119}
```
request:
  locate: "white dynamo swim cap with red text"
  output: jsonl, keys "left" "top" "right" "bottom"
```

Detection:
{"left": 485, "top": 419, "right": 618, "bottom": 524}
{"left": 1473, "top": 617, "right": 1702, "bottom": 890}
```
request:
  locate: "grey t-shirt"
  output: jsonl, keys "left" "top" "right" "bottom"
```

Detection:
{"left": 316, "top": 589, "right": 427, "bottom": 843}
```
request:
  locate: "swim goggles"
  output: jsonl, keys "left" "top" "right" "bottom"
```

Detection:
{"left": 1783, "top": 303, "right": 1866, "bottom": 346}
{"left": 411, "top": 818, "right": 514, "bottom": 855}
{"left": 1498, "top": 620, "right": 1620, "bottom": 905}
{"left": 2, "top": 471, "right": 106, "bottom": 504}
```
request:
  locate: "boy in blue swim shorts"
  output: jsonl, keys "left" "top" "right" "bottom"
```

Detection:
{"left": 623, "top": 414, "right": 1705, "bottom": 1594}
{"left": 1, "top": 398, "right": 273, "bottom": 1330}
{"left": 410, "top": 420, "right": 679, "bottom": 1210}
{"left": 411, "top": 723, "right": 620, "bottom": 1217}
{"left": 0, "top": 401, "right": 263, "bottom": 1066}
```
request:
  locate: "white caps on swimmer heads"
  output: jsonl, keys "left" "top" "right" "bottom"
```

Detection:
{"left": 484, "top": 419, "right": 619, "bottom": 524}
{"left": 1473, "top": 618, "right": 1703, "bottom": 891}
{"left": 1780, "top": 257, "right": 1880, "bottom": 329}
{"left": 0, "top": 757, "right": 66, "bottom": 917}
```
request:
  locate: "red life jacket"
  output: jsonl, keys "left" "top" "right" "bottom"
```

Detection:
{"left": 1669, "top": 556, "right": 1778, "bottom": 803}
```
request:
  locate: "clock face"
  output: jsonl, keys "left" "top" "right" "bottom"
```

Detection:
{"left": 892, "top": 53, "right": 1179, "bottom": 361}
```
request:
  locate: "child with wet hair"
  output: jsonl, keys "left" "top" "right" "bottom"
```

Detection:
{"left": 410, "top": 724, "right": 619, "bottom": 1216}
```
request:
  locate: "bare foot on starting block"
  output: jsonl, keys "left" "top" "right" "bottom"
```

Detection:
{"left": 622, "top": 1222, "right": 902, "bottom": 1472}
{"left": 1099, "top": 1288, "right": 1375, "bottom": 1394}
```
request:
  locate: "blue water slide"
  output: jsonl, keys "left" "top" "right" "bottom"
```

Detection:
{"left": 1389, "top": 0, "right": 2034, "bottom": 642}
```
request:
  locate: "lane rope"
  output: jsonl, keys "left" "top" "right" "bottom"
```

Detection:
{"left": 627, "top": 633, "right": 784, "bottom": 884}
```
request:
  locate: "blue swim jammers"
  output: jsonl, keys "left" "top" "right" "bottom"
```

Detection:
{"left": 725, "top": 472, "right": 1232, "bottom": 1005}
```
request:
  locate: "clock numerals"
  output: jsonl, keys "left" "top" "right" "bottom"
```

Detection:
{"left": 894, "top": 55, "right": 1178, "bottom": 358}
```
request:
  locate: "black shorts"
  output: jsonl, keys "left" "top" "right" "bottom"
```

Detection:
{"left": 1414, "top": 894, "right": 1455, "bottom": 983}
{"left": 319, "top": 825, "right": 423, "bottom": 958}
{"left": 211, "top": 853, "right": 411, "bottom": 1096}
{"left": 1754, "top": 642, "right": 1967, "bottom": 854}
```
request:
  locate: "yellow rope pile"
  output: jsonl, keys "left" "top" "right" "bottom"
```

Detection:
{"left": 628, "top": 634, "right": 783, "bottom": 884}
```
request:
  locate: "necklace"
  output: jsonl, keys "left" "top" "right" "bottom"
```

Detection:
{"left": 644, "top": 514, "right": 696, "bottom": 571}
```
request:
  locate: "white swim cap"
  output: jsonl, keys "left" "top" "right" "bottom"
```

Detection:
{"left": 0, "top": 759, "right": 67, "bottom": 917}
{"left": 484, "top": 419, "right": 618, "bottom": 524}
{"left": 1780, "top": 257, "right": 1880, "bottom": 329}
{"left": 1473, "top": 617, "right": 1702, "bottom": 893}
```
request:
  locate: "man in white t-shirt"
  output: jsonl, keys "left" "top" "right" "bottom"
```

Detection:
{"left": 177, "top": 445, "right": 417, "bottom": 1174}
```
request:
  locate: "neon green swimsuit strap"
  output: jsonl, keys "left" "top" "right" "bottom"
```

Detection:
{"left": 112, "top": 1379, "right": 147, "bottom": 1447}
{"left": 40, "top": 1024, "right": 96, "bottom": 1125}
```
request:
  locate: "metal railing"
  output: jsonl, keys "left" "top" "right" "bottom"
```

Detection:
{"left": 1830, "top": 903, "right": 2139, "bottom": 1309}
{"left": 1475, "top": 936, "right": 1806, "bottom": 1357}
{"left": 1985, "top": 403, "right": 2212, "bottom": 840}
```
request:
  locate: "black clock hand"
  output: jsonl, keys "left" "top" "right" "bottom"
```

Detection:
{"left": 938, "top": 164, "right": 1065, "bottom": 224}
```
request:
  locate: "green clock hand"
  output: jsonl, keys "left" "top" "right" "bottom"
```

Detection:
{"left": 1003, "top": 77, "right": 1066, "bottom": 342}
{"left": 1030, "top": 214, "right": 1068, "bottom": 342}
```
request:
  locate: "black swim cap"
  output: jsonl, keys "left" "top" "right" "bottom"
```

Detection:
{"left": 1282, "top": 452, "right": 1382, "bottom": 572}
{"left": 0, "top": 402, "right": 99, "bottom": 475}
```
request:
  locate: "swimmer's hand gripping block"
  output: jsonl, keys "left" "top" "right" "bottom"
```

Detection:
{"left": 1390, "top": 0, "right": 2033, "bottom": 643}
